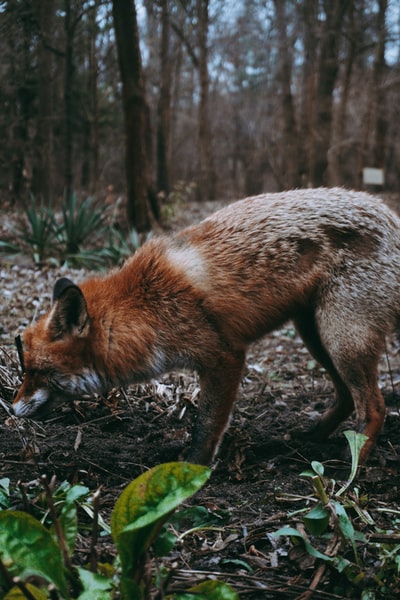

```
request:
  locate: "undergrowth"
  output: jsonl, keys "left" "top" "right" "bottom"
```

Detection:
{"left": 0, "top": 462, "right": 238, "bottom": 599}
{"left": 275, "top": 431, "right": 400, "bottom": 599}
{"left": 0, "top": 194, "right": 151, "bottom": 269}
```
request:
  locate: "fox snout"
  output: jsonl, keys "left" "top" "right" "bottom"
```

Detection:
{"left": 12, "top": 385, "right": 50, "bottom": 417}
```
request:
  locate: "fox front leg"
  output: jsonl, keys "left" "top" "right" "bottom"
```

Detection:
{"left": 187, "top": 351, "right": 246, "bottom": 465}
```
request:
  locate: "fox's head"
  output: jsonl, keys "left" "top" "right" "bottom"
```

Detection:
{"left": 12, "top": 278, "right": 105, "bottom": 418}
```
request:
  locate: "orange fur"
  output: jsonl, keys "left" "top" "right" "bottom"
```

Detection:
{"left": 13, "top": 188, "right": 400, "bottom": 464}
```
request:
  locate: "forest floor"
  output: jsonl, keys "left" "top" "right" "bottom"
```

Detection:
{"left": 1, "top": 194, "right": 400, "bottom": 599}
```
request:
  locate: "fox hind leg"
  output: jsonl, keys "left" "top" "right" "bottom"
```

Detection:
{"left": 310, "top": 306, "right": 386, "bottom": 462}
{"left": 294, "top": 310, "right": 355, "bottom": 440}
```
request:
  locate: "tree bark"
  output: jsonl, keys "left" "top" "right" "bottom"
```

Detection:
{"left": 196, "top": 0, "right": 215, "bottom": 200}
{"left": 310, "top": 0, "right": 348, "bottom": 186}
{"left": 273, "top": 0, "right": 300, "bottom": 189}
{"left": 64, "top": 0, "right": 74, "bottom": 202}
{"left": 112, "top": 0, "right": 157, "bottom": 231}
{"left": 156, "top": 0, "right": 172, "bottom": 196}
{"left": 32, "top": 0, "right": 54, "bottom": 203}
{"left": 298, "top": 0, "right": 318, "bottom": 186}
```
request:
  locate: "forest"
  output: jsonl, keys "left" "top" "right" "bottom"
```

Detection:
{"left": 1, "top": 0, "right": 399, "bottom": 230}
{"left": 1, "top": 2, "right": 400, "bottom": 598}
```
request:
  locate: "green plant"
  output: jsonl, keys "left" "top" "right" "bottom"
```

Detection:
{"left": 0, "top": 463, "right": 238, "bottom": 600}
{"left": 58, "top": 194, "right": 106, "bottom": 256}
{"left": 16, "top": 196, "right": 58, "bottom": 264}
{"left": 274, "top": 431, "right": 400, "bottom": 598}
{"left": 0, "top": 239, "right": 20, "bottom": 255}
{"left": 101, "top": 226, "right": 153, "bottom": 265}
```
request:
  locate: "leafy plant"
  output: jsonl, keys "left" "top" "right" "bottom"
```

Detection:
{"left": 16, "top": 196, "right": 58, "bottom": 263}
{"left": 2, "top": 192, "right": 152, "bottom": 269}
{"left": 101, "top": 226, "right": 152, "bottom": 265}
{"left": 58, "top": 193, "right": 106, "bottom": 257}
{"left": 0, "top": 463, "right": 239, "bottom": 600}
{"left": 274, "top": 431, "right": 400, "bottom": 597}
{"left": 0, "top": 239, "right": 20, "bottom": 256}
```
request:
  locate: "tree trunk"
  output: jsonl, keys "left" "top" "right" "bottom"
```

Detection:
{"left": 273, "top": 0, "right": 300, "bottom": 189}
{"left": 112, "top": 0, "right": 157, "bottom": 231}
{"left": 81, "top": 2, "right": 99, "bottom": 194}
{"left": 32, "top": 0, "right": 54, "bottom": 203}
{"left": 64, "top": 0, "right": 74, "bottom": 202}
{"left": 196, "top": 0, "right": 215, "bottom": 201}
{"left": 310, "top": 0, "right": 348, "bottom": 186}
{"left": 329, "top": 0, "right": 357, "bottom": 185}
{"left": 298, "top": 0, "right": 318, "bottom": 186}
{"left": 157, "top": 0, "right": 171, "bottom": 196}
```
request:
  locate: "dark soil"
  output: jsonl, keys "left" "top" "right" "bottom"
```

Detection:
{"left": 1, "top": 196, "right": 400, "bottom": 599}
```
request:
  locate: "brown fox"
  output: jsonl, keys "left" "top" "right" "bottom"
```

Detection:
{"left": 12, "top": 188, "right": 400, "bottom": 465}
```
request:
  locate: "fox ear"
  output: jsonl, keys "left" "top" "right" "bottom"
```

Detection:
{"left": 48, "top": 278, "right": 90, "bottom": 340}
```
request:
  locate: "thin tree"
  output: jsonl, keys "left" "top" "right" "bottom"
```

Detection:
{"left": 32, "top": 0, "right": 54, "bottom": 203}
{"left": 196, "top": 0, "right": 215, "bottom": 200}
{"left": 112, "top": 0, "right": 157, "bottom": 231}
{"left": 310, "top": 0, "right": 349, "bottom": 186}
{"left": 157, "top": 0, "right": 172, "bottom": 196}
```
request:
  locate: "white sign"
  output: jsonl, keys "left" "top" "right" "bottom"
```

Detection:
{"left": 363, "top": 167, "right": 384, "bottom": 186}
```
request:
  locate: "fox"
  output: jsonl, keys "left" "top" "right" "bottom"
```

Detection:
{"left": 12, "top": 187, "right": 400, "bottom": 465}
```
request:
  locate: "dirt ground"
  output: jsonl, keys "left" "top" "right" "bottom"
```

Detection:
{"left": 1, "top": 196, "right": 400, "bottom": 599}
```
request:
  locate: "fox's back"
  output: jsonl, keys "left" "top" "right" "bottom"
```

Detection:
{"left": 170, "top": 188, "right": 400, "bottom": 342}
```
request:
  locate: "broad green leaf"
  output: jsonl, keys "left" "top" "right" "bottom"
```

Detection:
{"left": 0, "top": 511, "right": 68, "bottom": 598}
{"left": 4, "top": 583, "right": 48, "bottom": 599}
{"left": 274, "top": 526, "right": 331, "bottom": 561}
{"left": 331, "top": 501, "right": 363, "bottom": 565}
{"left": 304, "top": 504, "right": 330, "bottom": 535}
{"left": 311, "top": 461, "right": 325, "bottom": 477}
{"left": 111, "top": 463, "right": 211, "bottom": 541}
{"left": 77, "top": 567, "right": 113, "bottom": 600}
{"left": 336, "top": 431, "right": 368, "bottom": 496}
{"left": 65, "top": 484, "right": 90, "bottom": 504}
{"left": 111, "top": 462, "right": 210, "bottom": 582}
{"left": 332, "top": 501, "right": 355, "bottom": 541}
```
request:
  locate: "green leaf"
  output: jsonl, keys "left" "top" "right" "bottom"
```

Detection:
{"left": 311, "top": 461, "right": 325, "bottom": 477}
{"left": 336, "top": 431, "right": 368, "bottom": 496}
{"left": 222, "top": 558, "right": 252, "bottom": 572}
{"left": 332, "top": 501, "right": 355, "bottom": 541}
{"left": 111, "top": 462, "right": 211, "bottom": 579}
{"left": 111, "top": 462, "right": 211, "bottom": 541}
{"left": 274, "top": 526, "right": 332, "bottom": 562}
{"left": 331, "top": 500, "right": 363, "bottom": 565}
{"left": 65, "top": 484, "right": 90, "bottom": 504}
{"left": 304, "top": 504, "right": 330, "bottom": 536}
{"left": 300, "top": 469, "right": 316, "bottom": 478}
{"left": 0, "top": 511, "right": 68, "bottom": 598}
{"left": 77, "top": 567, "right": 113, "bottom": 600}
